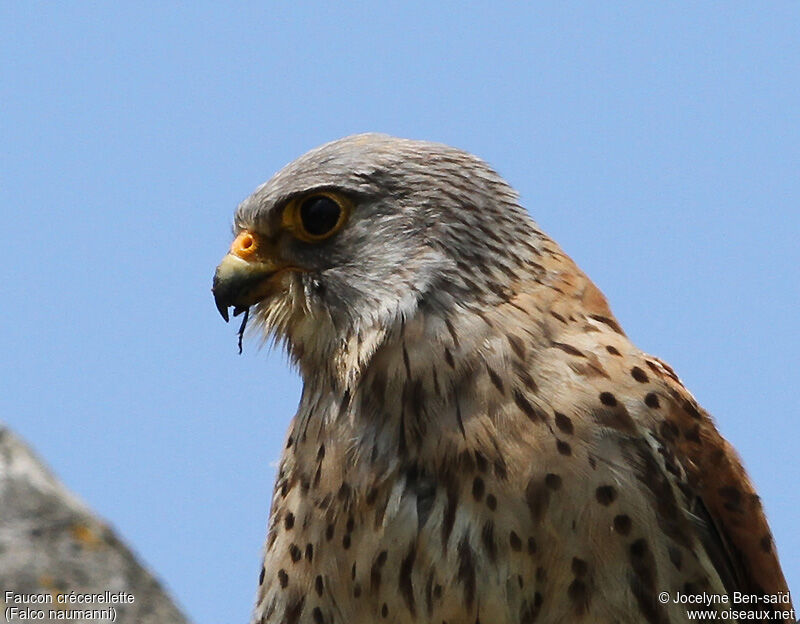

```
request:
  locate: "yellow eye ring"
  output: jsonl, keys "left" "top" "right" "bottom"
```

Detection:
{"left": 282, "top": 192, "right": 351, "bottom": 242}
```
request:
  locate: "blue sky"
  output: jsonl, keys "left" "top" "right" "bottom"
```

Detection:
{"left": 2, "top": 3, "right": 798, "bottom": 622}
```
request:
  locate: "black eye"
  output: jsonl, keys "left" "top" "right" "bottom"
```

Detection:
{"left": 299, "top": 195, "right": 342, "bottom": 237}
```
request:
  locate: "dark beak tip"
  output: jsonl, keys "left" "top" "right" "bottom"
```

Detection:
{"left": 212, "top": 289, "right": 231, "bottom": 322}
{"left": 212, "top": 268, "right": 232, "bottom": 322}
{"left": 212, "top": 255, "right": 262, "bottom": 324}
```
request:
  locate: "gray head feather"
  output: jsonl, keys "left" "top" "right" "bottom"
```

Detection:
{"left": 232, "top": 134, "right": 545, "bottom": 385}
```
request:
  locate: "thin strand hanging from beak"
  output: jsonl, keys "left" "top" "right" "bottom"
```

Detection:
{"left": 235, "top": 306, "right": 250, "bottom": 355}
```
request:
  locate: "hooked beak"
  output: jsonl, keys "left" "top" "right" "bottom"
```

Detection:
{"left": 212, "top": 231, "right": 286, "bottom": 322}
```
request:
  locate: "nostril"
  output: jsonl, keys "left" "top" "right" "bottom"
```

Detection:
{"left": 231, "top": 231, "right": 258, "bottom": 257}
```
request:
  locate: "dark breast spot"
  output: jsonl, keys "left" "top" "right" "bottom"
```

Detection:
{"left": 645, "top": 393, "right": 660, "bottom": 408}
{"left": 525, "top": 478, "right": 550, "bottom": 522}
{"left": 553, "top": 342, "right": 585, "bottom": 357}
{"left": 486, "top": 366, "right": 505, "bottom": 393}
{"left": 628, "top": 538, "right": 668, "bottom": 624}
{"left": 659, "top": 419, "right": 678, "bottom": 441}
{"left": 595, "top": 485, "right": 618, "bottom": 506}
{"left": 568, "top": 579, "right": 590, "bottom": 615}
{"left": 684, "top": 424, "right": 701, "bottom": 443}
{"left": 571, "top": 557, "right": 588, "bottom": 577}
{"left": 516, "top": 367, "right": 538, "bottom": 393}
{"left": 593, "top": 405, "right": 637, "bottom": 435}
{"left": 507, "top": 333, "right": 526, "bottom": 359}
{"left": 399, "top": 544, "right": 417, "bottom": 615}
{"left": 630, "top": 538, "right": 648, "bottom": 559}
{"left": 459, "top": 450, "right": 476, "bottom": 472}
{"left": 599, "top": 392, "right": 617, "bottom": 406}
{"left": 589, "top": 314, "right": 624, "bottom": 334}
{"left": 613, "top": 514, "right": 632, "bottom": 535}
{"left": 718, "top": 485, "right": 742, "bottom": 505}
{"left": 457, "top": 536, "right": 477, "bottom": 609}
{"left": 513, "top": 389, "right": 546, "bottom": 422}
{"left": 284, "top": 596, "right": 306, "bottom": 624}
{"left": 554, "top": 412, "right": 574, "bottom": 434}
{"left": 370, "top": 550, "right": 388, "bottom": 592}
{"left": 545, "top": 473, "right": 562, "bottom": 490}
{"left": 337, "top": 482, "right": 352, "bottom": 501}
{"left": 682, "top": 399, "right": 703, "bottom": 420}
{"left": 441, "top": 477, "right": 459, "bottom": 550}
{"left": 481, "top": 521, "right": 497, "bottom": 562}
{"left": 415, "top": 480, "right": 437, "bottom": 529}
{"left": 631, "top": 366, "right": 649, "bottom": 383}
{"left": 472, "top": 476, "right": 485, "bottom": 501}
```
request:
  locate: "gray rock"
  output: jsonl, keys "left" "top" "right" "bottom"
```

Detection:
{"left": 0, "top": 424, "right": 190, "bottom": 624}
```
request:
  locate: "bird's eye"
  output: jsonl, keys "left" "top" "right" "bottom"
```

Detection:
{"left": 284, "top": 192, "right": 350, "bottom": 242}
{"left": 300, "top": 196, "right": 341, "bottom": 236}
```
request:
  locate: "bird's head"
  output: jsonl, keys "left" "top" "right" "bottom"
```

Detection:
{"left": 213, "top": 134, "right": 539, "bottom": 387}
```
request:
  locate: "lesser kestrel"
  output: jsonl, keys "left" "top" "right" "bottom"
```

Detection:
{"left": 213, "top": 135, "right": 792, "bottom": 624}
